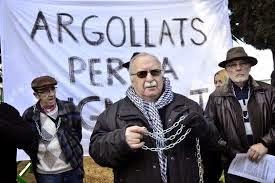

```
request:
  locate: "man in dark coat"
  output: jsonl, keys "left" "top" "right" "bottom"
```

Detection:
{"left": 22, "top": 75, "right": 83, "bottom": 183}
{"left": 89, "top": 52, "right": 222, "bottom": 183}
{"left": 0, "top": 102, "right": 34, "bottom": 183}
{"left": 205, "top": 47, "right": 275, "bottom": 183}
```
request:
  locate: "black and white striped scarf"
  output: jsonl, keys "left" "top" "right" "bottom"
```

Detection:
{"left": 126, "top": 77, "right": 174, "bottom": 183}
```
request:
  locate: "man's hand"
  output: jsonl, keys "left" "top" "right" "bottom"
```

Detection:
{"left": 247, "top": 143, "right": 268, "bottom": 161}
{"left": 182, "top": 112, "right": 207, "bottom": 137}
{"left": 125, "top": 126, "right": 147, "bottom": 149}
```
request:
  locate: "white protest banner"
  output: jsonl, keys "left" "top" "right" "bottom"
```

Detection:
{"left": 0, "top": 0, "right": 232, "bottom": 159}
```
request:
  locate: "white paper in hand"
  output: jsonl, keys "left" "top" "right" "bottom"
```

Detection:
{"left": 228, "top": 153, "right": 275, "bottom": 183}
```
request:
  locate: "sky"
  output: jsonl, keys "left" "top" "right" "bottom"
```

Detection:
{"left": 233, "top": 41, "right": 273, "bottom": 83}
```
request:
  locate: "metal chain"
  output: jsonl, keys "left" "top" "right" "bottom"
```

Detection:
{"left": 142, "top": 128, "right": 191, "bottom": 151}
{"left": 35, "top": 118, "right": 61, "bottom": 142}
{"left": 147, "top": 115, "right": 187, "bottom": 136}
{"left": 141, "top": 113, "right": 204, "bottom": 182}
{"left": 145, "top": 124, "right": 184, "bottom": 142}
{"left": 33, "top": 105, "right": 61, "bottom": 142}
{"left": 196, "top": 138, "right": 204, "bottom": 183}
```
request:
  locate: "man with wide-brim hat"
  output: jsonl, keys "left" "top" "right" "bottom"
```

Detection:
{"left": 218, "top": 46, "right": 257, "bottom": 68}
{"left": 205, "top": 46, "right": 275, "bottom": 183}
{"left": 219, "top": 46, "right": 258, "bottom": 89}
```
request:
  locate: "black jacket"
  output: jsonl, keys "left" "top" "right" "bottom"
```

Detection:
{"left": 205, "top": 77, "right": 275, "bottom": 168}
{"left": 0, "top": 102, "right": 34, "bottom": 183}
{"left": 89, "top": 93, "right": 220, "bottom": 183}
{"left": 22, "top": 99, "right": 84, "bottom": 178}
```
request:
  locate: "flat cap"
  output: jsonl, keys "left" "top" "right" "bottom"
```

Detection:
{"left": 31, "top": 75, "right": 57, "bottom": 91}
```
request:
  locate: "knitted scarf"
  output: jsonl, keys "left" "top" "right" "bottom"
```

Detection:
{"left": 126, "top": 77, "right": 174, "bottom": 183}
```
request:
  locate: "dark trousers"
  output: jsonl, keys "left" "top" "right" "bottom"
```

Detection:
{"left": 36, "top": 168, "right": 83, "bottom": 183}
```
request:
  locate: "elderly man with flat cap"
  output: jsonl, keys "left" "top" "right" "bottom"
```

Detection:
{"left": 89, "top": 52, "right": 222, "bottom": 183}
{"left": 22, "top": 76, "right": 84, "bottom": 183}
{"left": 205, "top": 47, "right": 275, "bottom": 183}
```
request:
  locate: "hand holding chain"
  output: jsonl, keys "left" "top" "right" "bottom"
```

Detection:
{"left": 142, "top": 128, "right": 191, "bottom": 151}
{"left": 142, "top": 114, "right": 191, "bottom": 151}
{"left": 144, "top": 114, "right": 187, "bottom": 142}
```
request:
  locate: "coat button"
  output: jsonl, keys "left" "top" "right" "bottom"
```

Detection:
{"left": 153, "top": 165, "right": 157, "bottom": 169}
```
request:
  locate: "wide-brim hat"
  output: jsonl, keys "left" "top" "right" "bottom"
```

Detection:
{"left": 31, "top": 75, "right": 57, "bottom": 91}
{"left": 218, "top": 47, "right": 257, "bottom": 68}
{"left": 122, "top": 52, "right": 141, "bottom": 69}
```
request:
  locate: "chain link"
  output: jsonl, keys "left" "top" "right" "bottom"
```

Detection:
{"left": 33, "top": 105, "right": 61, "bottom": 142}
{"left": 142, "top": 128, "right": 191, "bottom": 151}
{"left": 196, "top": 138, "right": 204, "bottom": 183}
{"left": 150, "top": 115, "right": 187, "bottom": 136}
{"left": 142, "top": 114, "right": 190, "bottom": 151}
{"left": 35, "top": 118, "right": 61, "bottom": 142}
{"left": 145, "top": 124, "right": 184, "bottom": 142}
{"left": 141, "top": 113, "right": 204, "bottom": 183}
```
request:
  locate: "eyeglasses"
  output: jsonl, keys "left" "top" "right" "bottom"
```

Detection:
{"left": 36, "top": 87, "right": 56, "bottom": 95}
{"left": 225, "top": 61, "right": 250, "bottom": 69}
{"left": 130, "top": 69, "right": 162, "bottom": 78}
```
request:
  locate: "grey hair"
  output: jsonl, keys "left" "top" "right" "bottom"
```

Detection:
{"left": 128, "top": 52, "right": 161, "bottom": 77}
